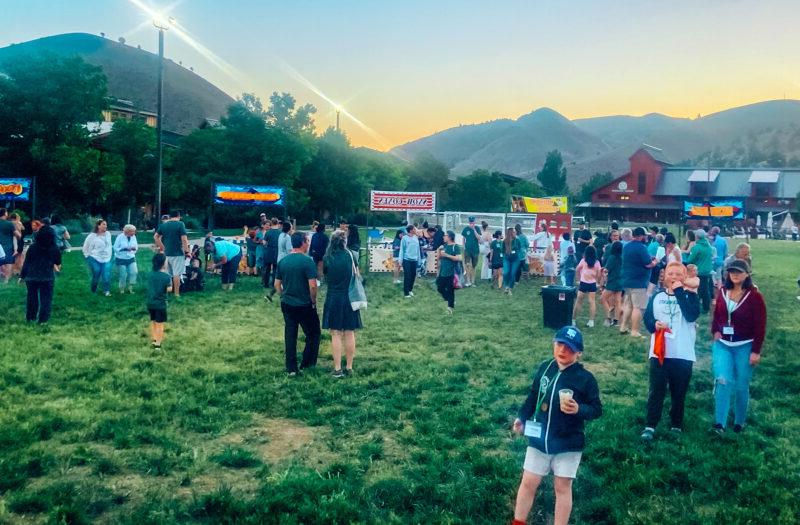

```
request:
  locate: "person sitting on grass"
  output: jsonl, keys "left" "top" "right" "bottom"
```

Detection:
{"left": 640, "top": 262, "right": 700, "bottom": 441}
{"left": 146, "top": 253, "right": 172, "bottom": 350}
{"left": 182, "top": 257, "right": 205, "bottom": 293}
{"left": 512, "top": 326, "right": 602, "bottom": 525}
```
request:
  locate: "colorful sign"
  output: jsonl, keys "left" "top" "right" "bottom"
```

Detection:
{"left": 682, "top": 199, "right": 744, "bottom": 220}
{"left": 0, "top": 178, "right": 32, "bottom": 201}
{"left": 370, "top": 191, "right": 436, "bottom": 212}
{"left": 511, "top": 195, "right": 568, "bottom": 214}
{"left": 213, "top": 184, "right": 285, "bottom": 207}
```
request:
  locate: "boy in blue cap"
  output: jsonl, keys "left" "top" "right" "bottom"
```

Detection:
{"left": 511, "top": 326, "right": 602, "bottom": 525}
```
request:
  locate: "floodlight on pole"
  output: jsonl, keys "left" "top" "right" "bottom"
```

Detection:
{"left": 334, "top": 104, "right": 342, "bottom": 132}
{"left": 153, "top": 15, "right": 173, "bottom": 223}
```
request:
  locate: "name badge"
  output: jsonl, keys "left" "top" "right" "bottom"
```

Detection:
{"left": 723, "top": 326, "right": 734, "bottom": 336}
{"left": 524, "top": 421, "right": 543, "bottom": 439}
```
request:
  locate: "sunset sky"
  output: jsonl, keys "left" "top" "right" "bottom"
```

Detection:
{"left": 3, "top": 0, "right": 799, "bottom": 150}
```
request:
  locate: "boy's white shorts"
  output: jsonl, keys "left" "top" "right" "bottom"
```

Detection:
{"left": 523, "top": 447, "right": 582, "bottom": 479}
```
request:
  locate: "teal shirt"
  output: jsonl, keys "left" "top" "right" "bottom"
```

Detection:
{"left": 276, "top": 252, "right": 317, "bottom": 306}
{"left": 461, "top": 226, "right": 481, "bottom": 255}
{"left": 647, "top": 240, "right": 660, "bottom": 257}
{"left": 213, "top": 240, "right": 242, "bottom": 262}
{"left": 156, "top": 220, "right": 187, "bottom": 256}
{"left": 146, "top": 271, "right": 172, "bottom": 310}
{"left": 438, "top": 244, "right": 462, "bottom": 277}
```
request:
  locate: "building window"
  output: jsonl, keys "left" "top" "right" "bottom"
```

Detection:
{"left": 753, "top": 183, "right": 773, "bottom": 197}
{"left": 637, "top": 172, "right": 646, "bottom": 194}
{"left": 691, "top": 182, "right": 709, "bottom": 196}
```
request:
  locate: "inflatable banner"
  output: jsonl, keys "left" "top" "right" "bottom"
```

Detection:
{"left": 683, "top": 199, "right": 744, "bottom": 220}
{"left": 511, "top": 195, "right": 568, "bottom": 214}
{"left": 0, "top": 178, "right": 32, "bottom": 201}
{"left": 213, "top": 184, "right": 285, "bottom": 207}
{"left": 370, "top": 191, "right": 436, "bottom": 212}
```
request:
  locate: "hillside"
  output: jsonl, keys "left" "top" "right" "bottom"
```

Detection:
{"left": 0, "top": 33, "right": 235, "bottom": 135}
{"left": 392, "top": 100, "right": 800, "bottom": 188}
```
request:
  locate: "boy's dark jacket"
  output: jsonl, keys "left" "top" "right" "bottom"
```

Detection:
{"left": 518, "top": 360, "right": 602, "bottom": 454}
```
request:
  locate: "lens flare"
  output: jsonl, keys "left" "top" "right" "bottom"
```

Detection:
{"left": 278, "top": 60, "right": 389, "bottom": 148}
{"left": 126, "top": 0, "right": 247, "bottom": 87}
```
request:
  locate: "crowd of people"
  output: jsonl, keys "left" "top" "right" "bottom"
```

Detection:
{"left": 1, "top": 206, "right": 773, "bottom": 524}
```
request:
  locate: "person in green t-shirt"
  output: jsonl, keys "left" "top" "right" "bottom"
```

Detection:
{"left": 146, "top": 253, "right": 172, "bottom": 350}
{"left": 154, "top": 211, "right": 190, "bottom": 297}
{"left": 489, "top": 230, "right": 505, "bottom": 290}
{"left": 461, "top": 216, "right": 482, "bottom": 287}
{"left": 275, "top": 232, "right": 320, "bottom": 375}
{"left": 437, "top": 230, "right": 463, "bottom": 314}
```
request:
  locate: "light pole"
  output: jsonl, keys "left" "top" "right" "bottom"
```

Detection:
{"left": 153, "top": 16, "right": 173, "bottom": 222}
{"left": 335, "top": 105, "right": 342, "bottom": 132}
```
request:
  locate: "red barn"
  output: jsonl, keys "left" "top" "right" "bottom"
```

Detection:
{"left": 584, "top": 145, "right": 800, "bottom": 223}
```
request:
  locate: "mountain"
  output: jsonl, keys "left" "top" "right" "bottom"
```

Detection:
{"left": 0, "top": 33, "right": 235, "bottom": 135}
{"left": 391, "top": 100, "right": 800, "bottom": 188}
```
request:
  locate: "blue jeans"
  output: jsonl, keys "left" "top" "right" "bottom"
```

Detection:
{"left": 87, "top": 257, "right": 112, "bottom": 293}
{"left": 503, "top": 258, "right": 520, "bottom": 289}
{"left": 117, "top": 261, "right": 138, "bottom": 289}
{"left": 712, "top": 340, "right": 754, "bottom": 427}
{"left": 561, "top": 270, "right": 575, "bottom": 287}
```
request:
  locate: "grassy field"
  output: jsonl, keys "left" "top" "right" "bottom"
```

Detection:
{"left": 0, "top": 240, "right": 798, "bottom": 524}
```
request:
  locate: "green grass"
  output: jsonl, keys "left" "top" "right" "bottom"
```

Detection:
{"left": 0, "top": 240, "right": 798, "bottom": 524}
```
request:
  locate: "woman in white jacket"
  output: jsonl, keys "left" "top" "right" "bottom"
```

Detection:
{"left": 82, "top": 219, "right": 113, "bottom": 295}
{"left": 114, "top": 224, "right": 138, "bottom": 293}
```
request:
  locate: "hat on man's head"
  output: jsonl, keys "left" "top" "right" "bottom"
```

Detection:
{"left": 554, "top": 326, "right": 584, "bottom": 353}
{"left": 633, "top": 226, "right": 647, "bottom": 237}
{"left": 726, "top": 259, "right": 750, "bottom": 274}
{"left": 468, "top": 216, "right": 476, "bottom": 223}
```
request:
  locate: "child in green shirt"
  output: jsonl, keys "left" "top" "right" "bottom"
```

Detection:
{"left": 146, "top": 253, "right": 173, "bottom": 349}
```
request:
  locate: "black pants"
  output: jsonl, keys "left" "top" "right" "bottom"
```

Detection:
{"left": 262, "top": 260, "right": 277, "bottom": 289}
{"left": 221, "top": 254, "right": 242, "bottom": 284}
{"left": 437, "top": 275, "right": 455, "bottom": 308}
{"left": 26, "top": 280, "right": 54, "bottom": 323}
{"left": 281, "top": 302, "right": 321, "bottom": 373}
{"left": 646, "top": 357, "right": 693, "bottom": 429}
{"left": 698, "top": 274, "right": 713, "bottom": 312}
{"left": 402, "top": 259, "right": 417, "bottom": 296}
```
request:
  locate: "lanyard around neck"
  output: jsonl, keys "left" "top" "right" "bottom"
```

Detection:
{"left": 534, "top": 360, "right": 557, "bottom": 414}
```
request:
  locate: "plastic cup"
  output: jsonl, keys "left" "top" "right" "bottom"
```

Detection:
{"left": 559, "top": 389, "right": 574, "bottom": 410}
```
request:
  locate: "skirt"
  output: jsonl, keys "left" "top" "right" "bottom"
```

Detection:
{"left": 322, "top": 292, "right": 363, "bottom": 331}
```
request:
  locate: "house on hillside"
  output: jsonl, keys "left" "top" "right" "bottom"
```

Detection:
{"left": 101, "top": 98, "right": 158, "bottom": 128}
{"left": 583, "top": 145, "right": 800, "bottom": 224}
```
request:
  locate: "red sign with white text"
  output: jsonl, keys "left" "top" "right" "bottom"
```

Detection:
{"left": 370, "top": 191, "right": 436, "bottom": 212}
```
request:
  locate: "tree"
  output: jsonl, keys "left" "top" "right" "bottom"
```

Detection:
{"left": 101, "top": 119, "right": 157, "bottom": 209}
{"left": 578, "top": 172, "right": 614, "bottom": 204}
{"left": 266, "top": 92, "right": 317, "bottom": 134}
{"left": 445, "top": 170, "right": 510, "bottom": 212}
{"left": 403, "top": 151, "right": 451, "bottom": 206}
{"left": 0, "top": 52, "right": 110, "bottom": 214}
{"left": 536, "top": 150, "right": 568, "bottom": 195}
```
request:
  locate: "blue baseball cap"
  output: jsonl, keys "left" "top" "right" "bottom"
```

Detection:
{"left": 468, "top": 216, "right": 476, "bottom": 222}
{"left": 554, "top": 325, "right": 584, "bottom": 353}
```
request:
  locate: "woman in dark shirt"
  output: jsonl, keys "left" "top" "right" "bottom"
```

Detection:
{"left": 436, "top": 230, "right": 462, "bottom": 314}
{"left": 322, "top": 230, "right": 363, "bottom": 378}
{"left": 20, "top": 225, "right": 62, "bottom": 324}
{"left": 310, "top": 222, "right": 329, "bottom": 282}
{"left": 347, "top": 224, "right": 361, "bottom": 268}
{"left": 600, "top": 241, "right": 623, "bottom": 327}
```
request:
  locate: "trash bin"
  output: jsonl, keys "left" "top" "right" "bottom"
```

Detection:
{"left": 540, "top": 285, "right": 577, "bottom": 329}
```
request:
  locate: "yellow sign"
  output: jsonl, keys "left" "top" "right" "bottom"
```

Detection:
{"left": 511, "top": 195, "right": 568, "bottom": 214}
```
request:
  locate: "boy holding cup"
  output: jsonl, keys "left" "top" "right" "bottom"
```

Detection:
{"left": 512, "top": 326, "right": 602, "bottom": 525}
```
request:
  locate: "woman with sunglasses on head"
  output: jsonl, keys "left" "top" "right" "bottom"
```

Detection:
{"left": 710, "top": 259, "right": 766, "bottom": 435}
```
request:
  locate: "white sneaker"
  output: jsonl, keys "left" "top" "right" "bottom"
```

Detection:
{"left": 572, "top": 319, "right": 577, "bottom": 326}
{"left": 404, "top": 294, "right": 412, "bottom": 299}
{"left": 587, "top": 320, "right": 595, "bottom": 328}
{"left": 603, "top": 318, "right": 612, "bottom": 327}
{"left": 408, "top": 291, "right": 414, "bottom": 297}
{"left": 394, "top": 279, "right": 402, "bottom": 284}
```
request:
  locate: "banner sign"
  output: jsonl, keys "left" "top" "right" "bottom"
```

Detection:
{"left": 213, "top": 184, "right": 285, "bottom": 207}
{"left": 511, "top": 195, "right": 568, "bottom": 214}
{"left": 0, "top": 178, "right": 32, "bottom": 201}
{"left": 683, "top": 199, "right": 744, "bottom": 220}
{"left": 370, "top": 191, "right": 436, "bottom": 212}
